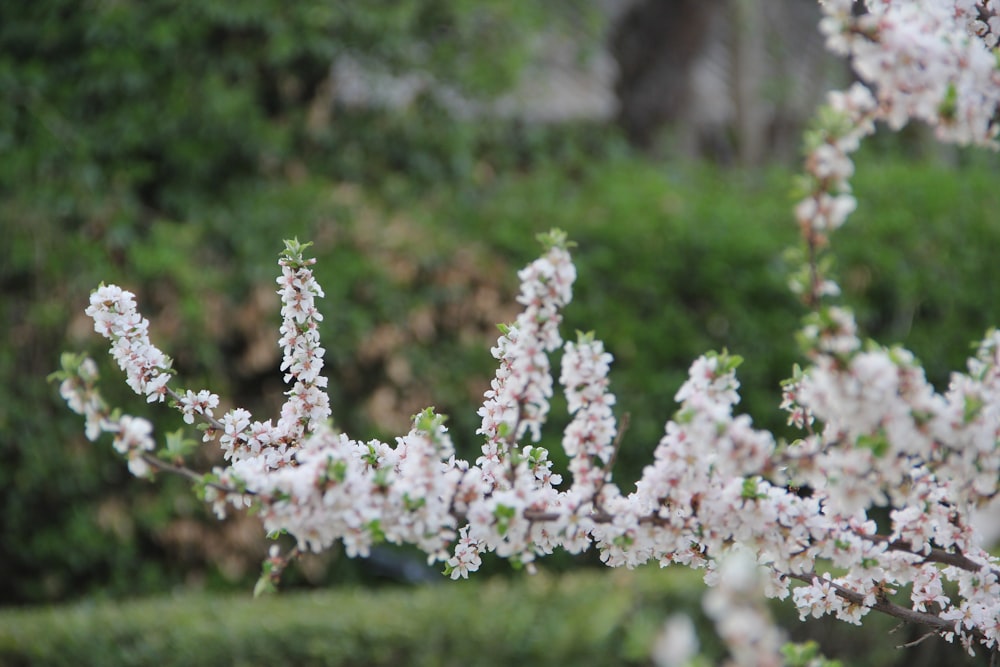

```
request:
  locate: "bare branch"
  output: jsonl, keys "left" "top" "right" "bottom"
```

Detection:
{"left": 139, "top": 453, "right": 256, "bottom": 498}
{"left": 898, "top": 631, "right": 937, "bottom": 649}
{"left": 863, "top": 532, "right": 1000, "bottom": 579}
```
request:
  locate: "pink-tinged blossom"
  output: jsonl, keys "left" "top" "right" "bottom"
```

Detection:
{"left": 794, "top": 192, "right": 857, "bottom": 233}
{"left": 793, "top": 574, "right": 844, "bottom": 620}
{"left": 476, "top": 240, "right": 576, "bottom": 492}
{"left": 111, "top": 415, "right": 155, "bottom": 478}
{"left": 447, "top": 526, "right": 483, "bottom": 579}
{"left": 819, "top": 0, "right": 1000, "bottom": 147}
{"left": 86, "top": 285, "right": 174, "bottom": 404}
{"left": 560, "top": 335, "right": 617, "bottom": 495}
{"left": 178, "top": 389, "right": 220, "bottom": 425}
{"left": 219, "top": 408, "right": 252, "bottom": 461}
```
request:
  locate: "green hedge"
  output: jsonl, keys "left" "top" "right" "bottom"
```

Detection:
{"left": 0, "top": 569, "right": 704, "bottom": 667}
{"left": 0, "top": 568, "right": 986, "bottom": 667}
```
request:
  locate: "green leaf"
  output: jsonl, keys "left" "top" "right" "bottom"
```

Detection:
{"left": 494, "top": 504, "right": 517, "bottom": 536}
{"left": 403, "top": 493, "right": 426, "bottom": 512}
{"left": 674, "top": 408, "right": 695, "bottom": 425}
{"left": 326, "top": 458, "right": 347, "bottom": 484}
{"left": 282, "top": 237, "right": 313, "bottom": 259}
{"left": 194, "top": 472, "right": 221, "bottom": 501}
{"left": 414, "top": 406, "right": 446, "bottom": 433}
{"left": 536, "top": 228, "right": 575, "bottom": 251}
{"left": 963, "top": 393, "right": 985, "bottom": 424}
{"left": 367, "top": 519, "right": 386, "bottom": 544}
{"left": 938, "top": 82, "right": 958, "bottom": 121}
{"left": 741, "top": 477, "right": 766, "bottom": 500}
{"left": 856, "top": 431, "right": 889, "bottom": 458}
{"left": 158, "top": 428, "right": 196, "bottom": 462}
{"left": 253, "top": 565, "right": 277, "bottom": 598}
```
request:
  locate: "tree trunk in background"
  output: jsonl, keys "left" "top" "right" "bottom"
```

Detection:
{"left": 611, "top": 0, "right": 721, "bottom": 149}
{"left": 610, "top": 0, "right": 845, "bottom": 164}
{"left": 732, "top": 0, "right": 766, "bottom": 165}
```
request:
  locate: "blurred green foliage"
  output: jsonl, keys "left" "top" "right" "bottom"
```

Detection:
{"left": 0, "top": 0, "right": 551, "bottom": 212}
{"left": 406, "top": 152, "right": 1000, "bottom": 485}
{"left": 0, "top": 568, "right": 986, "bottom": 667}
{"left": 2, "top": 0, "right": 999, "bottom": 618}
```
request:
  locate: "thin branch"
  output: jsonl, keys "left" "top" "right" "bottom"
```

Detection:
{"left": 898, "top": 631, "right": 937, "bottom": 649}
{"left": 166, "top": 386, "right": 226, "bottom": 431}
{"left": 805, "top": 229, "right": 822, "bottom": 309}
{"left": 862, "top": 532, "right": 1000, "bottom": 578}
{"left": 139, "top": 453, "right": 256, "bottom": 498}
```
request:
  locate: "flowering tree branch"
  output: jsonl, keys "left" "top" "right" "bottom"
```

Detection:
{"left": 783, "top": 570, "right": 965, "bottom": 640}
{"left": 52, "top": 0, "right": 1000, "bottom": 662}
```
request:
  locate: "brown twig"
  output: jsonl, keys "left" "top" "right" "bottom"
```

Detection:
{"left": 898, "top": 631, "right": 937, "bottom": 649}
{"left": 139, "top": 453, "right": 256, "bottom": 498}
{"left": 782, "top": 570, "right": 969, "bottom": 640}
{"left": 862, "top": 532, "right": 1000, "bottom": 579}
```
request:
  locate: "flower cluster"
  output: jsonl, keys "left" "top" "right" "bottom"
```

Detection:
{"left": 559, "top": 333, "right": 617, "bottom": 496}
{"left": 229, "top": 409, "right": 463, "bottom": 563}
{"left": 55, "top": 353, "right": 155, "bottom": 477}
{"left": 55, "top": 288, "right": 166, "bottom": 477}
{"left": 274, "top": 241, "right": 331, "bottom": 444}
{"left": 54, "top": 0, "right": 1000, "bottom": 659}
{"left": 794, "top": 83, "right": 874, "bottom": 240}
{"left": 86, "top": 284, "right": 173, "bottom": 403}
{"left": 76, "top": 241, "right": 332, "bottom": 480}
{"left": 213, "top": 240, "right": 332, "bottom": 470}
{"left": 797, "top": 1, "right": 1000, "bottom": 306}
{"left": 820, "top": 0, "right": 1000, "bottom": 146}
{"left": 476, "top": 231, "right": 576, "bottom": 488}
